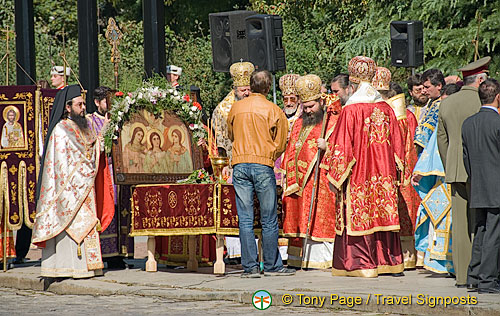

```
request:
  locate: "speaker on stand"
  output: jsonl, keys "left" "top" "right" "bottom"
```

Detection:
{"left": 245, "top": 14, "right": 286, "bottom": 73}
{"left": 390, "top": 20, "right": 424, "bottom": 70}
{"left": 209, "top": 10, "right": 256, "bottom": 72}
{"left": 245, "top": 14, "right": 286, "bottom": 103}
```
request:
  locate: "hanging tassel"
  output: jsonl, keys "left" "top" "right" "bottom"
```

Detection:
{"left": 96, "top": 220, "right": 102, "bottom": 232}
{"left": 77, "top": 243, "right": 82, "bottom": 257}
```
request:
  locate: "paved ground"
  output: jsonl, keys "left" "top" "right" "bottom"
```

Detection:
{"left": 1, "top": 287, "right": 407, "bottom": 316}
{"left": 1, "top": 257, "right": 499, "bottom": 316}
{"left": 1, "top": 238, "right": 498, "bottom": 315}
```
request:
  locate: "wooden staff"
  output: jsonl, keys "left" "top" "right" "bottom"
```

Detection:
{"left": 2, "top": 181, "right": 7, "bottom": 272}
{"left": 0, "top": 27, "right": 15, "bottom": 86}
{"left": 301, "top": 95, "right": 331, "bottom": 268}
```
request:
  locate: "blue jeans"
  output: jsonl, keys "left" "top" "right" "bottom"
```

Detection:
{"left": 233, "top": 163, "right": 283, "bottom": 273}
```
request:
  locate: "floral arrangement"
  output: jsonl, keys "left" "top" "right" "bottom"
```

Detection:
{"left": 103, "top": 79, "right": 205, "bottom": 152}
{"left": 178, "top": 168, "right": 214, "bottom": 184}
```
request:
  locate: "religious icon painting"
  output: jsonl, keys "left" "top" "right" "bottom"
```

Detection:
{"left": 112, "top": 109, "right": 202, "bottom": 184}
{"left": 0, "top": 103, "right": 28, "bottom": 151}
{"left": 0, "top": 85, "right": 39, "bottom": 231}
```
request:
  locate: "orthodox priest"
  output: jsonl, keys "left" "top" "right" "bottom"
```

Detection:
{"left": 32, "top": 85, "right": 114, "bottom": 278}
{"left": 372, "top": 68, "right": 420, "bottom": 269}
{"left": 281, "top": 74, "right": 341, "bottom": 269}
{"left": 88, "top": 86, "right": 134, "bottom": 269}
{"left": 212, "top": 61, "right": 254, "bottom": 161}
{"left": 211, "top": 61, "right": 254, "bottom": 262}
{"left": 324, "top": 56, "right": 405, "bottom": 277}
{"left": 275, "top": 73, "right": 301, "bottom": 187}
{"left": 414, "top": 69, "right": 444, "bottom": 153}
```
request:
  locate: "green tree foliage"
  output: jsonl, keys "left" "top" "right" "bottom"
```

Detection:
{"left": 164, "top": 0, "right": 249, "bottom": 36}
{"left": 251, "top": 0, "right": 500, "bottom": 86}
{"left": 1, "top": 0, "right": 499, "bottom": 113}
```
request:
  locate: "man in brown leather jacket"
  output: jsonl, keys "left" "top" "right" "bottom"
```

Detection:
{"left": 227, "top": 70, "right": 294, "bottom": 278}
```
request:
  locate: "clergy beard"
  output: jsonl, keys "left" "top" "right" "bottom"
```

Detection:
{"left": 284, "top": 107, "right": 297, "bottom": 118}
{"left": 234, "top": 92, "right": 243, "bottom": 101}
{"left": 302, "top": 108, "right": 324, "bottom": 126}
{"left": 70, "top": 109, "right": 88, "bottom": 131}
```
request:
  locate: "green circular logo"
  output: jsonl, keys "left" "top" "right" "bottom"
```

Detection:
{"left": 252, "top": 290, "right": 272, "bottom": 310}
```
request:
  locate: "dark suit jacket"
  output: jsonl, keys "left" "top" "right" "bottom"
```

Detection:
{"left": 462, "top": 107, "right": 500, "bottom": 208}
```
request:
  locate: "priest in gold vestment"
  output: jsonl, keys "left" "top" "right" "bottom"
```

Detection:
{"left": 281, "top": 75, "right": 342, "bottom": 269}
{"left": 207, "top": 61, "right": 254, "bottom": 261}
{"left": 32, "top": 85, "right": 114, "bottom": 278}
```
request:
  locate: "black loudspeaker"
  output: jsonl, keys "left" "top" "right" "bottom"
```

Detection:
{"left": 246, "top": 14, "right": 285, "bottom": 73}
{"left": 390, "top": 21, "right": 424, "bottom": 68}
{"left": 209, "top": 10, "right": 256, "bottom": 72}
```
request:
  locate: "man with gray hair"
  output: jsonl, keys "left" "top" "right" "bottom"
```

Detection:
{"left": 437, "top": 56, "right": 490, "bottom": 289}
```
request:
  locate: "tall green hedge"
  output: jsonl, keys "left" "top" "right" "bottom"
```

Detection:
{"left": 0, "top": 0, "right": 499, "bottom": 114}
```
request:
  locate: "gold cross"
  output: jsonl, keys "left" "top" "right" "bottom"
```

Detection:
{"left": 105, "top": 18, "right": 123, "bottom": 89}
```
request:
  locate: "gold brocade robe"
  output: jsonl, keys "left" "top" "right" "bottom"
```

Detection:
{"left": 32, "top": 119, "right": 113, "bottom": 270}
{"left": 211, "top": 90, "right": 235, "bottom": 161}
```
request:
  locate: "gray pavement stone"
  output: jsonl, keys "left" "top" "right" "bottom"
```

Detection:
{"left": 1, "top": 262, "right": 499, "bottom": 316}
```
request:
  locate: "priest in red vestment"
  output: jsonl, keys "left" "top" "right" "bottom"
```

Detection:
{"left": 281, "top": 75, "right": 342, "bottom": 269}
{"left": 373, "top": 67, "right": 421, "bottom": 269}
{"left": 323, "top": 56, "right": 405, "bottom": 277}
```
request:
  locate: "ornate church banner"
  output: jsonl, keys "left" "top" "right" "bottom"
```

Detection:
{"left": 0, "top": 85, "right": 58, "bottom": 231}
{"left": 0, "top": 85, "right": 37, "bottom": 230}
{"left": 39, "top": 88, "right": 58, "bottom": 144}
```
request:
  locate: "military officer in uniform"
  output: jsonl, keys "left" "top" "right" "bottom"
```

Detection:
{"left": 437, "top": 56, "right": 491, "bottom": 288}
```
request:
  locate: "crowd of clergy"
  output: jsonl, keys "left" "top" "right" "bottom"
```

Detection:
{"left": 213, "top": 55, "right": 500, "bottom": 293}
{"left": 3, "top": 53, "right": 500, "bottom": 295}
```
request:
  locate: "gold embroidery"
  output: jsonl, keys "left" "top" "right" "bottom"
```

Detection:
{"left": 297, "top": 160, "right": 308, "bottom": 169}
{"left": 27, "top": 164, "right": 35, "bottom": 174}
{"left": 307, "top": 139, "right": 317, "bottom": 149}
{"left": 183, "top": 189, "right": 201, "bottom": 216}
{"left": 145, "top": 191, "right": 162, "bottom": 217}
{"left": 168, "top": 191, "right": 177, "bottom": 208}
{"left": 364, "top": 107, "right": 390, "bottom": 146}
{"left": 348, "top": 175, "right": 399, "bottom": 233}
{"left": 10, "top": 213, "right": 19, "bottom": 222}
{"left": 8, "top": 164, "right": 17, "bottom": 175}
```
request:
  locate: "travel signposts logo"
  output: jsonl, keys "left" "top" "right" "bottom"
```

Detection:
{"left": 252, "top": 290, "right": 272, "bottom": 310}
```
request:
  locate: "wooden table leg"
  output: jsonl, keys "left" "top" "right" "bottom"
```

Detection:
{"left": 145, "top": 236, "right": 157, "bottom": 272}
{"left": 187, "top": 236, "right": 198, "bottom": 272}
{"left": 213, "top": 235, "right": 225, "bottom": 274}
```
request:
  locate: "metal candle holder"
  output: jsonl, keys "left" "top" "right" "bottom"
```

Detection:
{"left": 210, "top": 156, "right": 229, "bottom": 183}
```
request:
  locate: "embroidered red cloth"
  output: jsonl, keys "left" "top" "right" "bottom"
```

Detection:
{"left": 324, "top": 102, "right": 405, "bottom": 236}
{"left": 281, "top": 98, "right": 341, "bottom": 241}
{"left": 131, "top": 184, "right": 283, "bottom": 235}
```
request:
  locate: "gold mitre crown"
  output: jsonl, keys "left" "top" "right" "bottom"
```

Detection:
{"left": 372, "top": 67, "right": 391, "bottom": 91}
{"left": 295, "top": 74, "right": 322, "bottom": 102}
{"left": 230, "top": 61, "right": 255, "bottom": 87}
{"left": 279, "top": 74, "right": 300, "bottom": 96}
{"left": 348, "top": 56, "right": 377, "bottom": 84}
